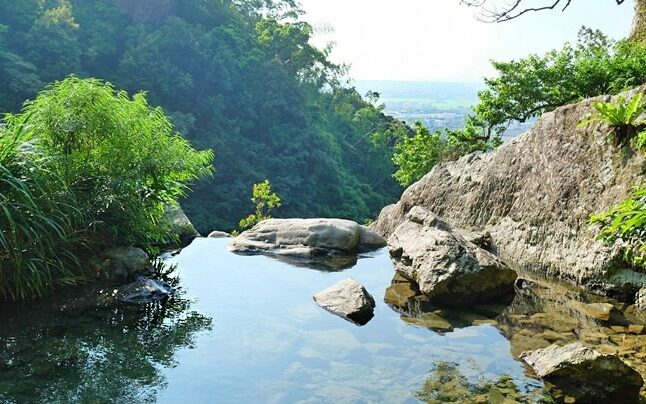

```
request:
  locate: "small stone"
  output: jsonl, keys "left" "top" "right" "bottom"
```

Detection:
{"left": 628, "top": 324, "right": 645, "bottom": 335}
{"left": 313, "top": 279, "right": 375, "bottom": 326}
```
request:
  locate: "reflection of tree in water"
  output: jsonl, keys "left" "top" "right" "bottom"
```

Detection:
{"left": 0, "top": 287, "right": 212, "bottom": 403}
{"left": 415, "top": 362, "right": 555, "bottom": 404}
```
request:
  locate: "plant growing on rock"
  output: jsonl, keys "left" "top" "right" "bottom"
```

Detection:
{"left": 589, "top": 187, "right": 646, "bottom": 270}
{"left": 238, "top": 180, "right": 282, "bottom": 231}
{"left": 578, "top": 92, "right": 646, "bottom": 140}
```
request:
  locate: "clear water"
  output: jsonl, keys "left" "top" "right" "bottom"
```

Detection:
{"left": 0, "top": 237, "right": 546, "bottom": 403}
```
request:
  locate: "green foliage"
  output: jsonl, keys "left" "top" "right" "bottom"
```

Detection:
{"left": 5, "top": 76, "right": 214, "bottom": 246}
{"left": 578, "top": 93, "right": 646, "bottom": 139}
{"left": 0, "top": 130, "right": 83, "bottom": 300}
{"left": 456, "top": 27, "right": 646, "bottom": 153}
{"left": 238, "top": 179, "right": 282, "bottom": 230}
{"left": 590, "top": 187, "right": 646, "bottom": 270}
{"left": 0, "top": 76, "right": 213, "bottom": 300}
{"left": 0, "top": 0, "right": 404, "bottom": 232}
{"left": 392, "top": 122, "right": 446, "bottom": 187}
{"left": 391, "top": 26, "right": 646, "bottom": 190}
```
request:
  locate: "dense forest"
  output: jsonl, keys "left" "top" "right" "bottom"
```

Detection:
{"left": 0, "top": 0, "right": 408, "bottom": 232}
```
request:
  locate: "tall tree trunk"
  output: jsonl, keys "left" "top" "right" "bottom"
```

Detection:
{"left": 630, "top": 0, "right": 646, "bottom": 42}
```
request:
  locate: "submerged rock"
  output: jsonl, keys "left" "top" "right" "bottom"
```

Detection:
{"left": 372, "top": 86, "right": 646, "bottom": 295}
{"left": 521, "top": 342, "right": 644, "bottom": 403}
{"left": 313, "top": 279, "right": 375, "bottom": 326}
{"left": 229, "top": 218, "right": 386, "bottom": 259}
{"left": 112, "top": 279, "right": 175, "bottom": 304}
{"left": 388, "top": 206, "right": 517, "bottom": 306}
{"left": 97, "top": 247, "right": 150, "bottom": 281}
{"left": 566, "top": 301, "right": 624, "bottom": 323}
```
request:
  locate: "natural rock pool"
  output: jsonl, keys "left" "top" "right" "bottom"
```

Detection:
{"left": 1, "top": 237, "right": 644, "bottom": 403}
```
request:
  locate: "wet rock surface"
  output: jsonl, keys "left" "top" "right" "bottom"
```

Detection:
{"left": 110, "top": 279, "right": 175, "bottom": 304}
{"left": 313, "top": 279, "right": 375, "bottom": 326}
{"left": 387, "top": 206, "right": 517, "bottom": 306}
{"left": 384, "top": 270, "right": 646, "bottom": 400}
{"left": 521, "top": 342, "right": 644, "bottom": 403}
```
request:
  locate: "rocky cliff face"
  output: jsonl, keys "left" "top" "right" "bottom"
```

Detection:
{"left": 373, "top": 86, "right": 646, "bottom": 297}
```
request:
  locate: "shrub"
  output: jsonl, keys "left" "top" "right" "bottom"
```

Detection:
{"left": 578, "top": 92, "right": 646, "bottom": 140}
{"left": 0, "top": 76, "right": 213, "bottom": 300}
{"left": 3, "top": 76, "right": 214, "bottom": 247}
{"left": 238, "top": 179, "right": 282, "bottom": 231}
{"left": 0, "top": 130, "right": 83, "bottom": 300}
{"left": 589, "top": 187, "right": 646, "bottom": 270}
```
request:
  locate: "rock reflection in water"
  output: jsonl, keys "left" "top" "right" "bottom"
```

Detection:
{"left": 231, "top": 250, "right": 360, "bottom": 271}
{"left": 0, "top": 279, "right": 212, "bottom": 403}
{"left": 385, "top": 272, "right": 646, "bottom": 400}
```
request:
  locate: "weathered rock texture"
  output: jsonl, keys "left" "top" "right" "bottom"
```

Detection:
{"left": 373, "top": 87, "right": 646, "bottom": 294}
{"left": 96, "top": 247, "right": 149, "bottom": 281}
{"left": 388, "top": 206, "right": 517, "bottom": 305}
{"left": 631, "top": 0, "right": 646, "bottom": 43}
{"left": 637, "top": 288, "right": 646, "bottom": 310}
{"left": 521, "top": 342, "right": 643, "bottom": 403}
{"left": 229, "top": 218, "right": 386, "bottom": 257}
{"left": 313, "top": 279, "right": 375, "bottom": 325}
{"left": 165, "top": 205, "right": 200, "bottom": 246}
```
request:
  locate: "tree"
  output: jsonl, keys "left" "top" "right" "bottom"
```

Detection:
{"left": 461, "top": 0, "right": 646, "bottom": 44}
{"left": 238, "top": 179, "right": 282, "bottom": 230}
{"left": 461, "top": 0, "right": 627, "bottom": 23}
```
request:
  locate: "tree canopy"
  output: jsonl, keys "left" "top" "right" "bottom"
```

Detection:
{"left": 0, "top": 0, "right": 407, "bottom": 232}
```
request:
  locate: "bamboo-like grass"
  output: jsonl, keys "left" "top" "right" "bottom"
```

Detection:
{"left": 0, "top": 131, "right": 85, "bottom": 300}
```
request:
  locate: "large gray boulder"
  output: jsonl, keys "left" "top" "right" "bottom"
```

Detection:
{"left": 388, "top": 206, "right": 517, "bottom": 306}
{"left": 521, "top": 342, "right": 643, "bottom": 403}
{"left": 372, "top": 86, "right": 646, "bottom": 296}
{"left": 229, "top": 218, "right": 386, "bottom": 258}
{"left": 313, "top": 279, "right": 376, "bottom": 325}
{"left": 165, "top": 205, "right": 200, "bottom": 246}
{"left": 97, "top": 247, "right": 149, "bottom": 281}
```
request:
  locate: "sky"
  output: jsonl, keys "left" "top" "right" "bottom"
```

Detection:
{"left": 298, "top": 0, "right": 636, "bottom": 82}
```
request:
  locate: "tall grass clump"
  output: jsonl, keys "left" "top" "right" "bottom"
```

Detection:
{"left": 0, "top": 130, "right": 83, "bottom": 300}
{"left": 0, "top": 76, "right": 214, "bottom": 300}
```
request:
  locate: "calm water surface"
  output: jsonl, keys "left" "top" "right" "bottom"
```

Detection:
{"left": 0, "top": 237, "right": 545, "bottom": 403}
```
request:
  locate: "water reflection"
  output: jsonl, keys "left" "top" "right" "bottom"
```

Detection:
{"left": 7, "top": 238, "right": 643, "bottom": 403}
{"left": 385, "top": 271, "right": 646, "bottom": 401}
{"left": 415, "top": 362, "right": 553, "bottom": 404}
{"left": 0, "top": 281, "right": 212, "bottom": 403}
